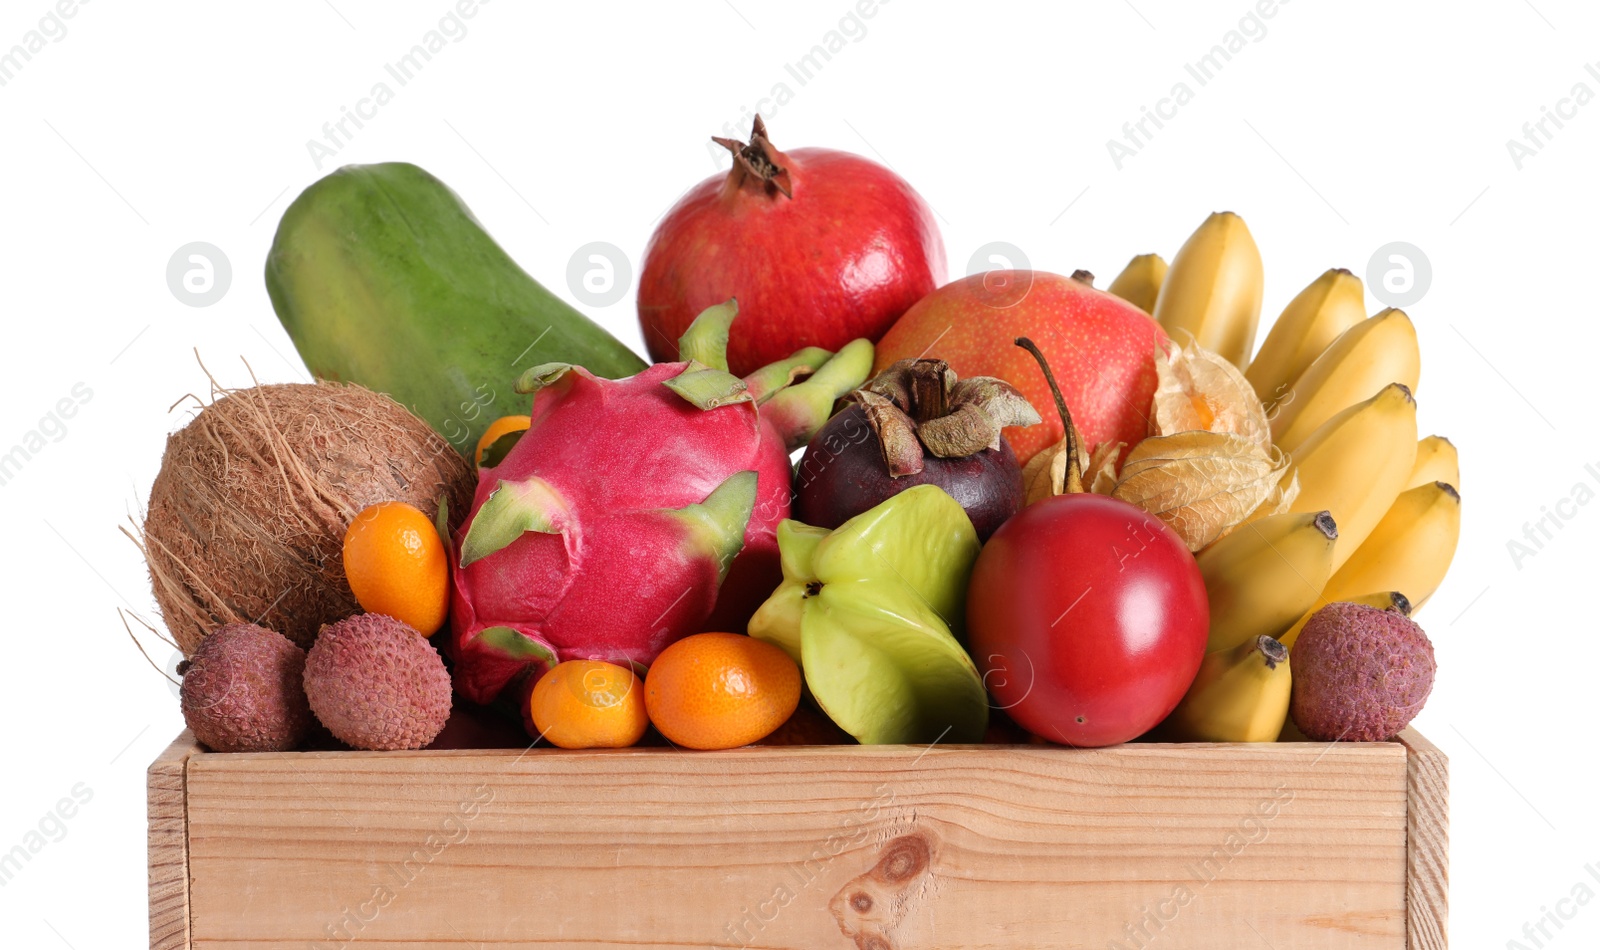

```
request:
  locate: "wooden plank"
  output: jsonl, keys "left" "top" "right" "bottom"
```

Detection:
{"left": 1398, "top": 728, "right": 1448, "bottom": 949}
{"left": 148, "top": 732, "right": 198, "bottom": 950}
{"left": 182, "top": 741, "right": 1409, "bottom": 949}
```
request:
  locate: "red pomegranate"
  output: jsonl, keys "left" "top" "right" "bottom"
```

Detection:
{"left": 638, "top": 116, "right": 945, "bottom": 377}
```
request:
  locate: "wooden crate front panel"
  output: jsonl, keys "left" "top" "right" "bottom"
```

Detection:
{"left": 178, "top": 741, "right": 1407, "bottom": 949}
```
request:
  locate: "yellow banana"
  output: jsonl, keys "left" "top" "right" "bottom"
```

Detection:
{"left": 1278, "top": 590, "right": 1410, "bottom": 650}
{"left": 1408, "top": 435, "right": 1459, "bottom": 490}
{"left": 1152, "top": 211, "right": 1264, "bottom": 368}
{"left": 1196, "top": 510, "right": 1338, "bottom": 653}
{"left": 1246, "top": 267, "right": 1367, "bottom": 407}
{"left": 1287, "top": 382, "right": 1418, "bottom": 573}
{"left": 1107, "top": 253, "right": 1168, "bottom": 315}
{"left": 1269, "top": 308, "right": 1421, "bottom": 453}
{"left": 1164, "top": 635, "right": 1291, "bottom": 743}
{"left": 1322, "top": 481, "right": 1461, "bottom": 612}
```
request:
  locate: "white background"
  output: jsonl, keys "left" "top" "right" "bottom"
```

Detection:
{"left": 1, "top": 0, "right": 1594, "bottom": 945}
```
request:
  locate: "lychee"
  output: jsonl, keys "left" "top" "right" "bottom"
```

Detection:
{"left": 303, "top": 613, "right": 452, "bottom": 750}
{"left": 1289, "top": 602, "right": 1435, "bottom": 742}
{"left": 180, "top": 623, "right": 312, "bottom": 752}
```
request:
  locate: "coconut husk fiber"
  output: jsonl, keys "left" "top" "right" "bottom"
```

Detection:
{"left": 138, "top": 378, "right": 474, "bottom": 654}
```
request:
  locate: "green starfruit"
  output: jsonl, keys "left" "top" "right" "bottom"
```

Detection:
{"left": 748, "top": 484, "right": 988, "bottom": 744}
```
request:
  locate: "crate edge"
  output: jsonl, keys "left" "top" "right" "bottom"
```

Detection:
{"left": 149, "top": 731, "right": 198, "bottom": 950}
{"left": 1399, "top": 727, "right": 1448, "bottom": 949}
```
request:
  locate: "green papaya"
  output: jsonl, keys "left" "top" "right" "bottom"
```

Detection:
{"left": 266, "top": 162, "right": 647, "bottom": 455}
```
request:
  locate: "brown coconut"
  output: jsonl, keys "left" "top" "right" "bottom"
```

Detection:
{"left": 138, "top": 380, "right": 474, "bottom": 654}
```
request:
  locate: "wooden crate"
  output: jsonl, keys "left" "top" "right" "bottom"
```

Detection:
{"left": 149, "top": 726, "right": 1446, "bottom": 949}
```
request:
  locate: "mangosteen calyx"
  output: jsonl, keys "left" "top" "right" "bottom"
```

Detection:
{"left": 849, "top": 359, "right": 1040, "bottom": 478}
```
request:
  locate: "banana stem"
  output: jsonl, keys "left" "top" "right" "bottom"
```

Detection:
{"left": 1255, "top": 634, "right": 1289, "bottom": 670}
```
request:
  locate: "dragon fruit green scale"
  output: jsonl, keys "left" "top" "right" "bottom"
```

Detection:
{"left": 449, "top": 300, "right": 874, "bottom": 705}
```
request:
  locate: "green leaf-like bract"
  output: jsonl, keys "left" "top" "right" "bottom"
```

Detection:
{"left": 655, "top": 470, "right": 758, "bottom": 587}
{"left": 459, "top": 476, "right": 569, "bottom": 567}
{"left": 677, "top": 299, "right": 739, "bottom": 371}
{"left": 748, "top": 485, "right": 987, "bottom": 744}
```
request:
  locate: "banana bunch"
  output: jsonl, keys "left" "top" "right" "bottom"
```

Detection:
{"left": 1322, "top": 480, "right": 1461, "bottom": 609}
{"left": 1268, "top": 309, "right": 1422, "bottom": 452}
{"left": 1164, "top": 635, "right": 1291, "bottom": 743}
{"left": 1408, "top": 435, "right": 1459, "bottom": 489}
{"left": 1246, "top": 268, "right": 1366, "bottom": 408}
{"left": 1107, "top": 253, "right": 1167, "bottom": 314}
{"left": 1279, "top": 590, "right": 1412, "bottom": 649}
{"left": 1116, "top": 213, "right": 1463, "bottom": 743}
{"left": 1196, "top": 510, "right": 1337, "bottom": 653}
{"left": 1149, "top": 212, "right": 1263, "bottom": 367}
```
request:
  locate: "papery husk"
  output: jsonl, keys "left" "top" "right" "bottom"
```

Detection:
{"left": 1085, "top": 441, "right": 1124, "bottom": 495}
{"left": 1244, "top": 467, "right": 1301, "bottom": 524}
{"left": 1022, "top": 437, "right": 1124, "bottom": 504}
{"left": 1150, "top": 339, "right": 1271, "bottom": 448}
{"left": 1109, "top": 430, "right": 1291, "bottom": 550}
{"left": 1208, "top": 468, "right": 1302, "bottom": 545}
{"left": 1022, "top": 434, "right": 1082, "bottom": 504}
{"left": 1021, "top": 438, "right": 1065, "bottom": 505}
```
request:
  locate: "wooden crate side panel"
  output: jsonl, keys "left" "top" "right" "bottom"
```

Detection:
{"left": 148, "top": 733, "right": 198, "bottom": 950}
{"left": 1399, "top": 728, "right": 1448, "bottom": 949}
{"left": 183, "top": 742, "right": 1408, "bottom": 950}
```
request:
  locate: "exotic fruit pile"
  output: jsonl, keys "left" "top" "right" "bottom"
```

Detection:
{"left": 140, "top": 116, "right": 1455, "bottom": 754}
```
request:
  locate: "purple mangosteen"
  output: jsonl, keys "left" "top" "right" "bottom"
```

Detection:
{"left": 793, "top": 358, "right": 1040, "bottom": 540}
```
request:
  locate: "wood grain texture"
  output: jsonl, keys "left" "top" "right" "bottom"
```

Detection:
{"left": 1398, "top": 728, "right": 1448, "bottom": 950}
{"left": 175, "top": 740, "right": 1411, "bottom": 950}
{"left": 148, "top": 732, "right": 198, "bottom": 950}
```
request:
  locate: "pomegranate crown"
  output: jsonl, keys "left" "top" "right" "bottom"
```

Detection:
{"left": 713, "top": 115, "right": 793, "bottom": 199}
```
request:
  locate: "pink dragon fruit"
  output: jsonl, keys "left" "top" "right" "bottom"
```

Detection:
{"left": 449, "top": 301, "right": 873, "bottom": 705}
